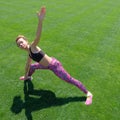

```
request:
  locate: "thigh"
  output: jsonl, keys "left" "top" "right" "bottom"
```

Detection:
{"left": 49, "top": 58, "right": 71, "bottom": 80}
{"left": 31, "top": 63, "right": 49, "bottom": 70}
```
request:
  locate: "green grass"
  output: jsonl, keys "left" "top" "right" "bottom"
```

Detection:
{"left": 0, "top": 0, "right": 120, "bottom": 120}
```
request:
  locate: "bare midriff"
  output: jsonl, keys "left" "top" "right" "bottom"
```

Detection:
{"left": 39, "top": 54, "right": 52, "bottom": 67}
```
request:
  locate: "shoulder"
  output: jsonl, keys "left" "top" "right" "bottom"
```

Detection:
{"left": 29, "top": 44, "right": 41, "bottom": 53}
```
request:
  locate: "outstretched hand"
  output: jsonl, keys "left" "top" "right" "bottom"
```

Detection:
{"left": 19, "top": 76, "right": 26, "bottom": 80}
{"left": 37, "top": 6, "right": 46, "bottom": 21}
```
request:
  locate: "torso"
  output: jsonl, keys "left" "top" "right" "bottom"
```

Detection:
{"left": 29, "top": 46, "right": 52, "bottom": 67}
{"left": 39, "top": 54, "right": 52, "bottom": 66}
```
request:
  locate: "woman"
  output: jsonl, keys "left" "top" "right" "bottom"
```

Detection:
{"left": 16, "top": 6, "right": 93, "bottom": 105}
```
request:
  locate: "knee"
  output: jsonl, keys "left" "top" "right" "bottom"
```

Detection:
{"left": 30, "top": 64, "right": 36, "bottom": 71}
{"left": 49, "top": 59, "right": 62, "bottom": 70}
{"left": 54, "top": 60, "right": 62, "bottom": 67}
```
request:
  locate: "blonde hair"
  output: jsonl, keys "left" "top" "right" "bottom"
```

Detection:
{"left": 15, "top": 35, "right": 28, "bottom": 43}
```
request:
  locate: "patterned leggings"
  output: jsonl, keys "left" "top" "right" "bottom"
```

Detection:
{"left": 28, "top": 58, "right": 88, "bottom": 94}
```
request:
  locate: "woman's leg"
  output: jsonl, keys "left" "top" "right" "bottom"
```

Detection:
{"left": 28, "top": 62, "right": 49, "bottom": 76}
{"left": 28, "top": 59, "right": 88, "bottom": 94}
{"left": 28, "top": 58, "right": 93, "bottom": 105}
{"left": 48, "top": 58, "right": 88, "bottom": 94}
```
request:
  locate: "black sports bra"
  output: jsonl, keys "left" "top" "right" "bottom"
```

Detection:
{"left": 29, "top": 47, "right": 45, "bottom": 62}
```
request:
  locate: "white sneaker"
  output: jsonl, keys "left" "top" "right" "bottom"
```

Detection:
{"left": 85, "top": 91, "right": 93, "bottom": 105}
{"left": 27, "top": 76, "right": 33, "bottom": 80}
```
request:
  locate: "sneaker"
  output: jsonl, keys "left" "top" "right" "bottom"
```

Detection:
{"left": 26, "top": 76, "right": 33, "bottom": 80}
{"left": 85, "top": 91, "right": 93, "bottom": 105}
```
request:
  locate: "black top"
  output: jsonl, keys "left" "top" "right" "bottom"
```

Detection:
{"left": 29, "top": 47, "right": 45, "bottom": 62}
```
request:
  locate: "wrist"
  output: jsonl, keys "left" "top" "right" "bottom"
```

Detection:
{"left": 38, "top": 19, "right": 43, "bottom": 22}
{"left": 25, "top": 74, "right": 28, "bottom": 78}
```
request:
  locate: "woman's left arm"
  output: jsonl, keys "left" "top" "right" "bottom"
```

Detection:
{"left": 31, "top": 6, "right": 46, "bottom": 47}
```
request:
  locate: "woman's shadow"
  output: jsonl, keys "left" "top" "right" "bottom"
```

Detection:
{"left": 11, "top": 80, "right": 86, "bottom": 120}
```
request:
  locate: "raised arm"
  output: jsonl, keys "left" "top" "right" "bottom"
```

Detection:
{"left": 31, "top": 6, "right": 46, "bottom": 47}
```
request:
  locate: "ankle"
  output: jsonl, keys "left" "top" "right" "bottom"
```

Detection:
{"left": 87, "top": 91, "right": 93, "bottom": 97}
{"left": 27, "top": 76, "right": 33, "bottom": 80}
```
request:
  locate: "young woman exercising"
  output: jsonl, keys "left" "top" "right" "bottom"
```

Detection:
{"left": 16, "top": 6, "right": 93, "bottom": 105}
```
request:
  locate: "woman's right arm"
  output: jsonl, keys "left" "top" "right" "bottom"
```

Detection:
{"left": 19, "top": 55, "right": 32, "bottom": 80}
{"left": 24, "top": 55, "right": 32, "bottom": 78}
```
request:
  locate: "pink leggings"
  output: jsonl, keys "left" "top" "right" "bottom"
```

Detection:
{"left": 28, "top": 58, "right": 88, "bottom": 94}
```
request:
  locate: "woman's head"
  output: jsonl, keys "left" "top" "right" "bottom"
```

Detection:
{"left": 16, "top": 35, "right": 29, "bottom": 49}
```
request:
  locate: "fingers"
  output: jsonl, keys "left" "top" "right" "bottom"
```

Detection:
{"left": 19, "top": 76, "right": 25, "bottom": 80}
{"left": 37, "top": 6, "right": 46, "bottom": 15}
{"left": 36, "top": 6, "right": 46, "bottom": 20}
{"left": 41, "top": 6, "right": 46, "bottom": 14}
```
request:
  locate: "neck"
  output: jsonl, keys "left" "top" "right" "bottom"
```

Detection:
{"left": 24, "top": 44, "right": 30, "bottom": 51}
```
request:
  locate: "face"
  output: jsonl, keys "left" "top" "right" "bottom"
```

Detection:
{"left": 16, "top": 38, "right": 28, "bottom": 49}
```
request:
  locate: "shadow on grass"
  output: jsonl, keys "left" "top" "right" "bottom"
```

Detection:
{"left": 11, "top": 80, "right": 86, "bottom": 120}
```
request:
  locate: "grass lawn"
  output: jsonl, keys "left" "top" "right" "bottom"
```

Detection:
{"left": 0, "top": 0, "right": 120, "bottom": 120}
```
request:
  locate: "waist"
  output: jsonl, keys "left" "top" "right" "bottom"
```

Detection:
{"left": 39, "top": 54, "right": 52, "bottom": 66}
